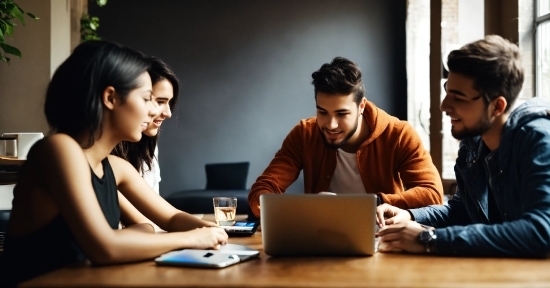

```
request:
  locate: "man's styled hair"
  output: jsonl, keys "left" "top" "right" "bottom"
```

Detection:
{"left": 311, "top": 57, "right": 365, "bottom": 105}
{"left": 447, "top": 35, "right": 524, "bottom": 112}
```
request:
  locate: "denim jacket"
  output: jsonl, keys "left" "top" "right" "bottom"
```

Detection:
{"left": 411, "top": 97, "right": 550, "bottom": 258}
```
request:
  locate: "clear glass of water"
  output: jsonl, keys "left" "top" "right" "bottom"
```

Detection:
{"left": 213, "top": 197, "right": 237, "bottom": 226}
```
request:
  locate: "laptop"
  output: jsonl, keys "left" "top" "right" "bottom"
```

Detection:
{"left": 155, "top": 244, "right": 260, "bottom": 268}
{"left": 260, "top": 194, "right": 377, "bottom": 256}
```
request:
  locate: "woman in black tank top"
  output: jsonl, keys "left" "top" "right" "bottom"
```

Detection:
{"left": 2, "top": 41, "right": 227, "bottom": 287}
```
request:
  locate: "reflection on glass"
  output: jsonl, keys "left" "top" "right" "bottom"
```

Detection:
{"left": 539, "top": 0, "right": 550, "bottom": 17}
{"left": 537, "top": 22, "right": 550, "bottom": 101}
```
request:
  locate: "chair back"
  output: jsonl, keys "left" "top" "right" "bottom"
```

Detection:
{"left": 205, "top": 162, "right": 249, "bottom": 190}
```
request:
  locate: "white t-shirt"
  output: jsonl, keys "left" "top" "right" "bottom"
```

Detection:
{"left": 328, "top": 148, "right": 367, "bottom": 194}
{"left": 141, "top": 145, "right": 161, "bottom": 194}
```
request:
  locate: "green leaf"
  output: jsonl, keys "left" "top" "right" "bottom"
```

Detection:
{"left": 0, "top": 50, "right": 10, "bottom": 63}
{"left": 0, "top": 42, "right": 21, "bottom": 58}
{"left": 96, "top": 0, "right": 108, "bottom": 7}
{"left": 5, "top": 22, "right": 13, "bottom": 36}
{"left": 26, "top": 12, "right": 39, "bottom": 20}
{"left": 7, "top": 3, "right": 25, "bottom": 25}
{"left": 0, "top": 19, "right": 14, "bottom": 37}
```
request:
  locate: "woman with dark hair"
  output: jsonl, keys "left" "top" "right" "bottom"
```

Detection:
{"left": 111, "top": 56, "right": 183, "bottom": 228}
{"left": 112, "top": 56, "right": 179, "bottom": 193}
{"left": 2, "top": 41, "right": 227, "bottom": 286}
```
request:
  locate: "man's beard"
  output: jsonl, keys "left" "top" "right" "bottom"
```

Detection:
{"left": 451, "top": 113, "right": 491, "bottom": 140}
{"left": 321, "top": 118, "right": 359, "bottom": 150}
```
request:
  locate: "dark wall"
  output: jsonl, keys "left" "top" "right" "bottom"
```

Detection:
{"left": 89, "top": 0, "right": 407, "bottom": 197}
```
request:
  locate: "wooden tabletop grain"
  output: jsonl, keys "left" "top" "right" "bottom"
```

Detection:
{"left": 21, "top": 221, "right": 550, "bottom": 288}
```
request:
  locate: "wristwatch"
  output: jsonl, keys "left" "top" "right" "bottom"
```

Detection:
{"left": 376, "top": 195, "right": 383, "bottom": 206}
{"left": 418, "top": 229, "right": 437, "bottom": 254}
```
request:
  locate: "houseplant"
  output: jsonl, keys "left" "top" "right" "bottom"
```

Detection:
{"left": 0, "top": 0, "right": 38, "bottom": 63}
{"left": 81, "top": 0, "right": 107, "bottom": 42}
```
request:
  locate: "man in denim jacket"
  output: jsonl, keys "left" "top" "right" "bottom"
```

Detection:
{"left": 376, "top": 35, "right": 550, "bottom": 258}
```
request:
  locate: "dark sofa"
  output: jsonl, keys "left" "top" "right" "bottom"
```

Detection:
{"left": 164, "top": 162, "right": 256, "bottom": 220}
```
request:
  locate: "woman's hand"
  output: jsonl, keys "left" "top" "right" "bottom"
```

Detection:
{"left": 183, "top": 227, "right": 228, "bottom": 250}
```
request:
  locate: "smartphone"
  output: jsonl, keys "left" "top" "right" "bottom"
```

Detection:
{"left": 221, "top": 221, "right": 259, "bottom": 237}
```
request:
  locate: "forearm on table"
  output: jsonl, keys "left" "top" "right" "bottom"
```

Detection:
{"left": 379, "top": 186, "right": 442, "bottom": 209}
{"left": 123, "top": 222, "right": 155, "bottom": 233}
{"left": 88, "top": 230, "right": 201, "bottom": 265}
{"left": 164, "top": 212, "right": 216, "bottom": 232}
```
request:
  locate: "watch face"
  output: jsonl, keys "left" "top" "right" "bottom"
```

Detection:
{"left": 418, "top": 229, "right": 435, "bottom": 244}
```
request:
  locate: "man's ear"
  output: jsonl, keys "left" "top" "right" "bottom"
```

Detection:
{"left": 102, "top": 86, "right": 116, "bottom": 110}
{"left": 359, "top": 97, "right": 367, "bottom": 114}
{"left": 492, "top": 96, "right": 508, "bottom": 117}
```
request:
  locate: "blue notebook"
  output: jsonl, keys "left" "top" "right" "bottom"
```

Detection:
{"left": 155, "top": 244, "right": 260, "bottom": 268}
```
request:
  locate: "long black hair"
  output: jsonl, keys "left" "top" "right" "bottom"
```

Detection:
{"left": 45, "top": 40, "right": 150, "bottom": 147}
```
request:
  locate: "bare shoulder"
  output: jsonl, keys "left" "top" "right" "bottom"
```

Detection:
{"left": 25, "top": 134, "right": 87, "bottom": 168}
{"left": 107, "top": 154, "right": 135, "bottom": 170}
{"left": 30, "top": 134, "right": 81, "bottom": 155}
{"left": 107, "top": 154, "right": 141, "bottom": 184}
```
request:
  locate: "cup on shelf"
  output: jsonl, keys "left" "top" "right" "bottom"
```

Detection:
{"left": 1, "top": 133, "right": 44, "bottom": 159}
{"left": 213, "top": 197, "right": 237, "bottom": 226}
{"left": 0, "top": 136, "right": 17, "bottom": 158}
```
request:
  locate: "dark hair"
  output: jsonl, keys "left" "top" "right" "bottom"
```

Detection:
{"left": 311, "top": 57, "right": 365, "bottom": 104}
{"left": 447, "top": 35, "right": 524, "bottom": 112}
{"left": 111, "top": 56, "right": 181, "bottom": 174}
{"left": 45, "top": 40, "right": 150, "bottom": 147}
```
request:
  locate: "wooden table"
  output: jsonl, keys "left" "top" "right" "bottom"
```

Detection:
{"left": 21, "top": 219, "right": 550, "bottom": 288}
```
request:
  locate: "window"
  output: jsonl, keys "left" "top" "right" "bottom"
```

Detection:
{"left": 407, "top": 0, "right": 484, "bottom": 184}
{"left": 537, "top": 0, "right": 550, "bottom": 101}
{"left": 408, "top": 0, "right": 535, "bottom": 195}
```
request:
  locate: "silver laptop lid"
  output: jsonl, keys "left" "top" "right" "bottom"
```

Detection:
{"left": 260, "top": 194, "right": 377, "bottom": 256}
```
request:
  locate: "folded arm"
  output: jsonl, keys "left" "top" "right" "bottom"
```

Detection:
{"left": 378, "top": 123, "right": 443, "bottom": 208}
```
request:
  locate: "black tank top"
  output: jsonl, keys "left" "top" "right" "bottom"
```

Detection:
{"left": 2, "top": 158, "right": 120, "bottom": 286}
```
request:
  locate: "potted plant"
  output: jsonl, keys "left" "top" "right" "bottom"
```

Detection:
{"left": 0, "top": 0, "right": 38, "bottom": 63}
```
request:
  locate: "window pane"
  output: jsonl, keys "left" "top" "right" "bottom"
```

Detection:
{"left": 406, "top": 0, "right": 431, "bottom": 152}
{"left": 441, "top": 79, "right": 459, "bottom": 180}
{"left": 537, "top": 21, "right": 550, "bottom": 101}
{"left": 538, "top": 0, "right": 550, "bottom": 17}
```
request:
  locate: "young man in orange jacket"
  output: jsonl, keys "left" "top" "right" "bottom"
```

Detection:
{"left": 248, "top": 57, "right": 443, "bottom": 218}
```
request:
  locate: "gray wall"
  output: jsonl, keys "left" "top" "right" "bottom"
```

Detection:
{"left": 89, "top": 0, "right": 406, "bottom": 197}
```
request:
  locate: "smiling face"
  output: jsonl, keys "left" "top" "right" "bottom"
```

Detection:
{"left": 315, "top": 92, "right": 365, "bottom": 151}
{"left": 143, "top": 79, "right": 174, "bottom": 137}
{"left": 110, "top": 72, "right": 157, "bottom": 142}
{"left": 440, "top": 72, "right": 492, "bottom": 140}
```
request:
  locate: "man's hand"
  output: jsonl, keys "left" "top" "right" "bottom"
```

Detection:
{"left": 376, "top": 220, "right": 426, "bottom": 254}
{"left": 376, "top": 203, "right": 412, "bottom": 228}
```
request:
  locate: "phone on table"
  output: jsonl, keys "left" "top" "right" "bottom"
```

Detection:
{"left": 221, "top": 221, "right": 259, "bottom": 237}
